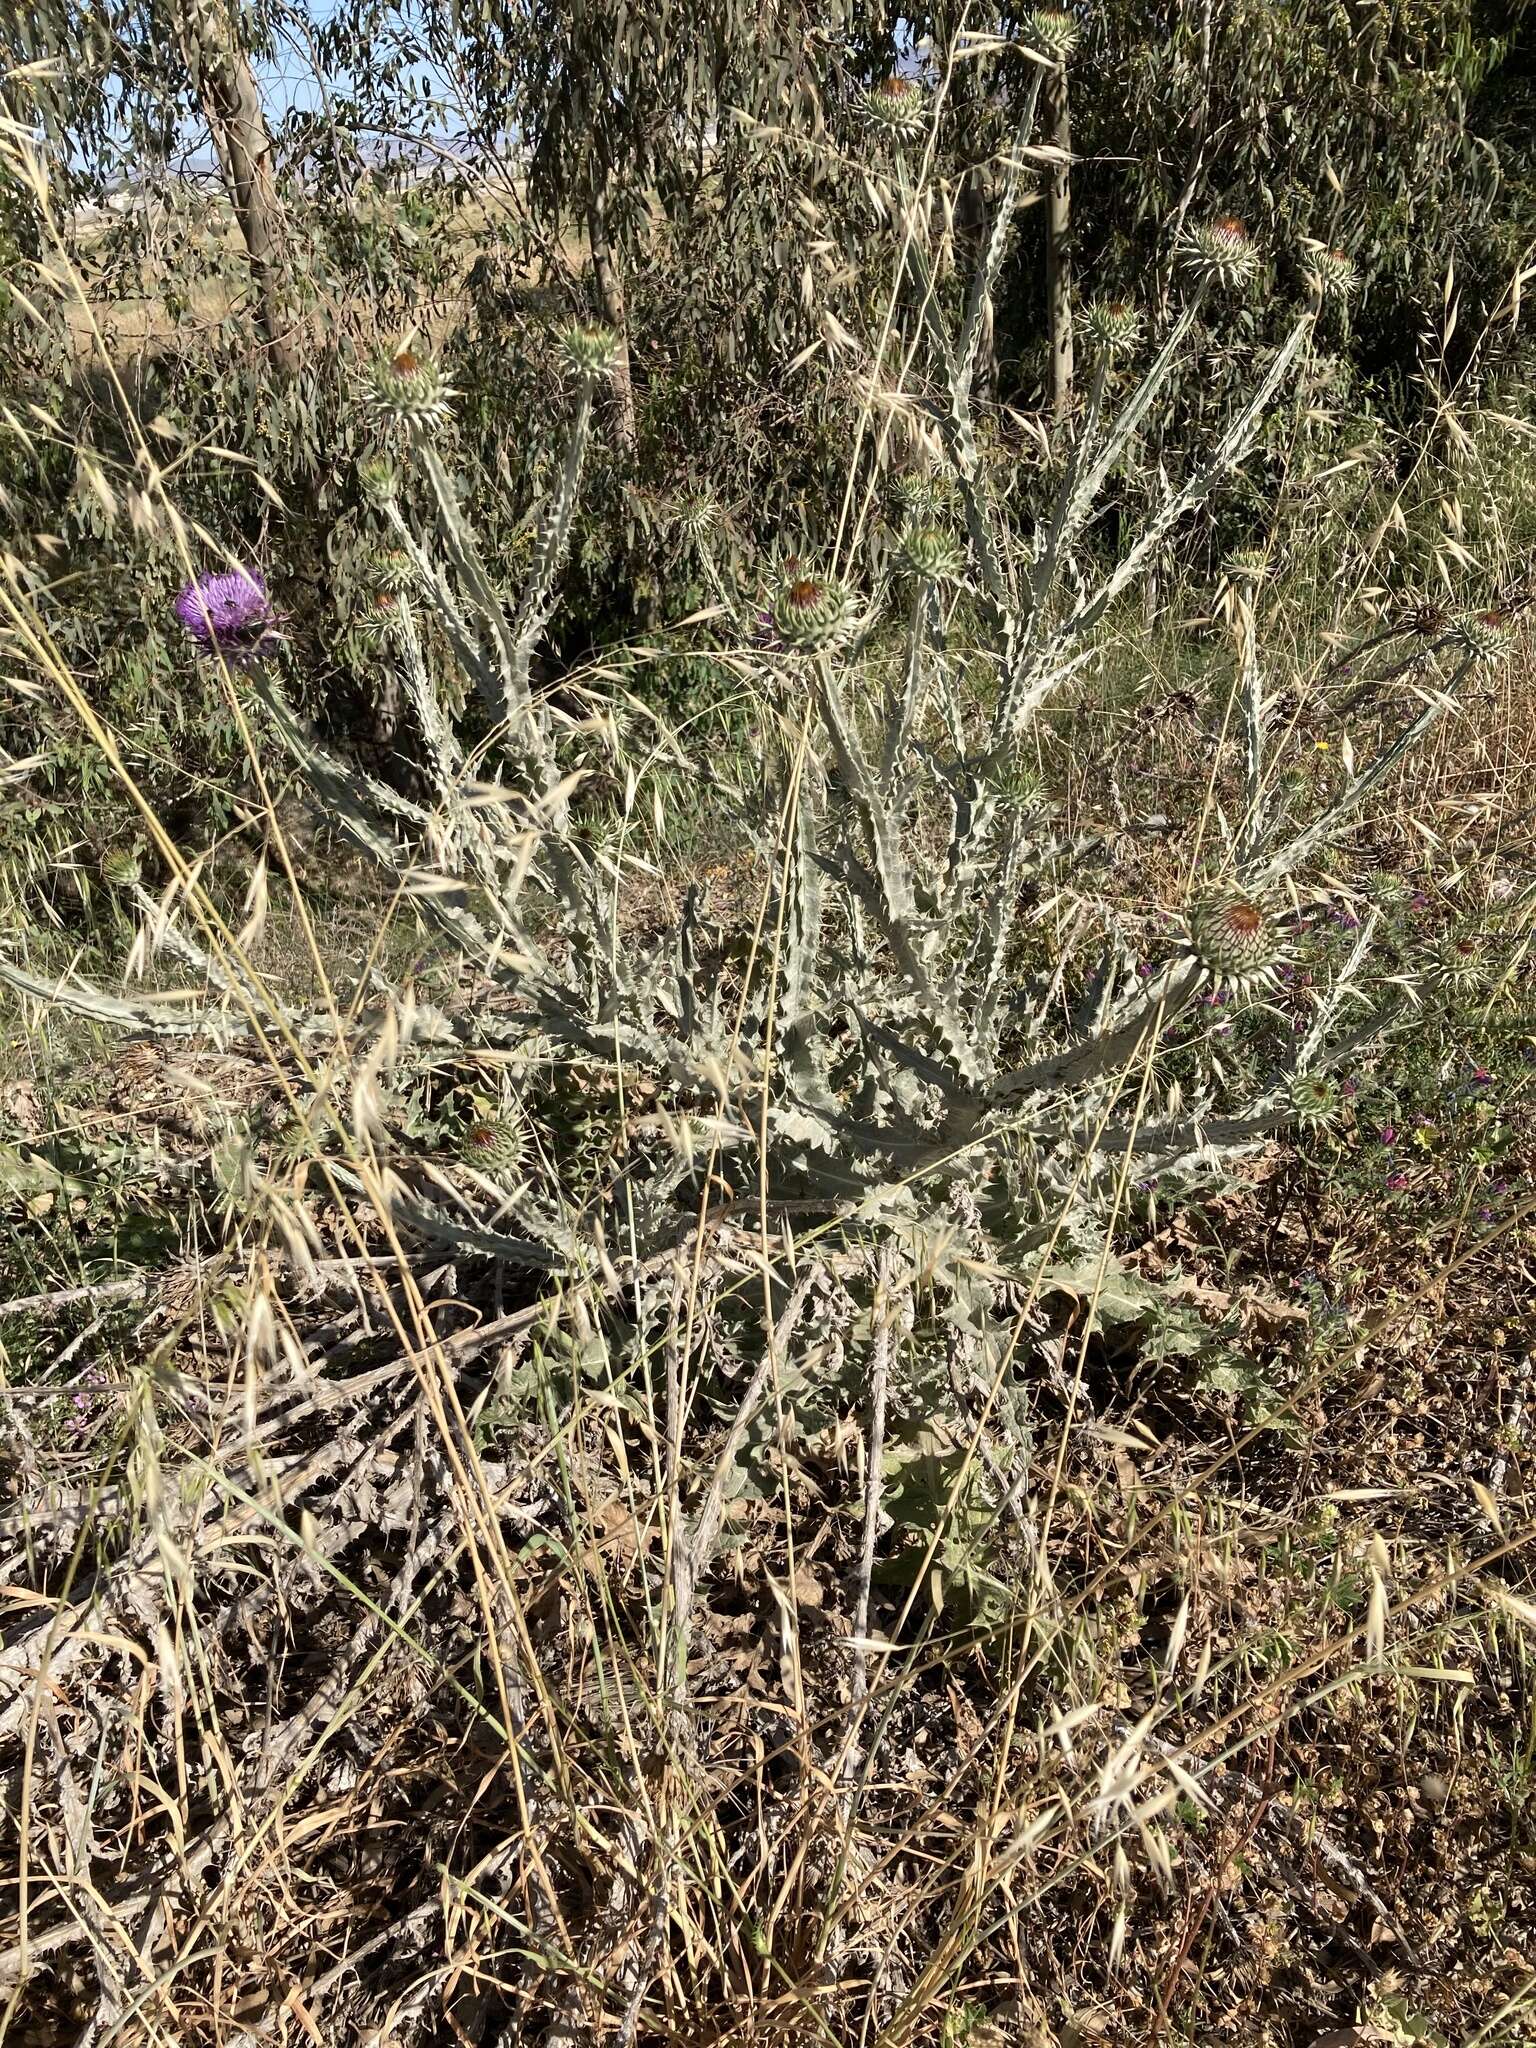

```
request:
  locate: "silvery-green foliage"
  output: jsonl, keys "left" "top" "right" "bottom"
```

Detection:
{"left": 2, "top": 87, "right": 1483, "bottom": 1298}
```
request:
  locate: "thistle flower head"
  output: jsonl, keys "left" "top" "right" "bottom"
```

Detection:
{"left": 770, "top": 570, "right": 856, "bottom": 652}
{"left": 898, "top": 522, "right": 965, "bottom": 581}
{"left": 100, "top": 846, "right": 143, "bottom": 889}
{"left": 461, "top": 1117, "right": 527, "bottom": 1176}
{"left": 172, "top": 567, "right": 279, "bottom": 660}
{"left": 559, "top": 322, "right": 620, "bottom": 381}
{"left": 1083, "top": 298, "right": 1143, "bottom": 358}
{"left": 368, "top": 343, "right": 456, "bottom": 430}
{"left": 1179, "top": 216, "right": 1259, "bottom": 291}
{"left": 1288, "top": 1070, "right": 1341, "bottom": 1129}
{"left": 1306, "top": 245, "right": 1359, "bottom": 306}
{"left": 1456, "top": 608, "right": 1516, "bottom": 665}
{"left": 1186, "top": 882, "right": 1285, "bottom": 989}
{"left": 863, "top": 74, "right": 927, "bottom": 137}
{"left": 1026, "top": 7, "right": 1081, "bottom": 60}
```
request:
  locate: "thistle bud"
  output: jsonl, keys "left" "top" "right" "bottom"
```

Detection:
{"left": 863, "top": 74, "right": 927, "bottom": 137}
{"left": 368, "top": 344, "right": 456, "bottom": 430}
{"left": 675, "top": 490, "right": 720, "bottom": 542}
{"left": 358, "top": 453, "right": 400, "bottom": 505}
{"left": 559, "top": 322, "right": 621, "bottom": 381}
{"left": 1288, "top": 1071, "right": 1341, "bottom": 1129}
{"left": 771, "top": 571, "right": 856, "bottom": 652}
{"left": 1306, "top": 245, "right": 1359, "bottom": 306}
{"left": 898, "top": 522, "right": 965, "bottom": 581}
{"left": 460, "top": 1118, "right": 527, "bottom": 1177}
{"left": 1026, "top": 8, "right": 1080, "bottom": 62}
{"left": 1456, "top": 609, "right": 1515, "bottom": 665}
{"left": 1186, "top": 883, "right": 1285, "bottom": 988}
{"left": 101, "top": 847, "right": 143, "bottom": 889}
{"left": 1401, "top": 598, "right": 1448, "bottom": 640}
{"left": 1083, "top": 298, "right": 1143, "bottom": 359}
{"left": 1179, "top": 216, "right": 1259, "bottom": 292}
{"left": 375, "top": 547, "right": 414, "bottom": 595}
{"left": 1426, "top": 932, "right": 1488, "bottom": 994}
{"left": 890, "top": 471, "right": 952, "bottom": 523}
{"left": 1224, "top": 548, "right": 1270, "bottom": 588}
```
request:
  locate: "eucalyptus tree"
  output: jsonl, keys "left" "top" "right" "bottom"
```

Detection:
{"left": 322, "top": 0, "right": 912, "bottom": 454}
{"left": 2, "top": 0, "right": 299, "bottom": 374}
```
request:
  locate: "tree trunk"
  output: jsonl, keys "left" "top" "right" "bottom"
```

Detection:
{"left": 175, "top": 0, "right": 297, "bottom": 377}
{"left": 1044, "top": 70, "right": 1073, "bottom": 421}
{"left": 586, "top": 195, "right": 638, "bottom": 454}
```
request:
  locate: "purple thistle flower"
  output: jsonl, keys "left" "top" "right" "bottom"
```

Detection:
{"left": 173, "top": 567, "right": 279, "bottom": 659}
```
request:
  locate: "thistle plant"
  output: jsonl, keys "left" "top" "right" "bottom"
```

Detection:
{"left": 2, "top": 81, "right": 1484, "bottom": 1330}
{"left": 3, "top": 70, "right": 1518, "bottom": 2048}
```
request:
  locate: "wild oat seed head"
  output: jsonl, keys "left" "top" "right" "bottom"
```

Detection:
{"left": 863, "top": 74, "right": 928, "bottom": 137}
{"left": 1187, "top": 883, "right": 1284, "bottom": 987}
{"left": 771, "top": 571, "right": 856, "bottom": 652}
{"left": 1179, "top": 216, "right": 1259, "bottom": 291}
{"left": 369, "top": 344, "right": 456, "bottom": 430}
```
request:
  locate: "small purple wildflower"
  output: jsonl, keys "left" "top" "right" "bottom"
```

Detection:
{"left": 1385, "top": 1170, "right": 1409, "bottom": 1191}
{"left": 1471, "top": 1065, "right": 1492, "bottom": 1087}
{"left": 1408, "top": 891, "right": 1430, "bottom": 913}
{"left": 1332, "top": 906, "right": 1361, "bottom": 931}
{"left": 173, "top": 567, "right": 279, "bottom": 659}
{"left": 1379, "top": 1124, "right": 1396, "bottom": 1146}
{"left": 1340, "top": 1076, "right": 1359, "bottom": 1098}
